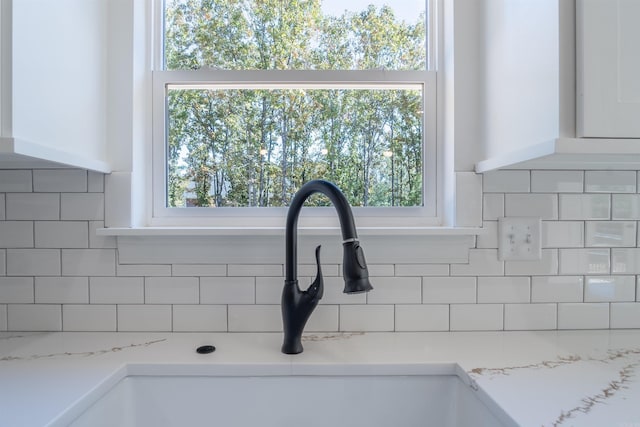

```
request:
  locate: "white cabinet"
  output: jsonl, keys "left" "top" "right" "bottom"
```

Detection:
{"left": 577, "top": 0, "right": 640, "bottom": 138}
{"left": 0, "top": 0, "right": 111, "bottom": 172}
{"left": 475, "top": 0, "right": 640, "bottom": 172}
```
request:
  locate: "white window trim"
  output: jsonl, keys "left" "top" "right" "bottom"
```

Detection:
{"left": 103, "top": 0, "right": 488, "bottom": 237}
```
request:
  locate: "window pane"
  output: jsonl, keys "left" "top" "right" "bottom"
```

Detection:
{"left": 164, "top": 0, "right": 427, "bottom": 70}
{"left": 167, "top": 87, "right": 423, "bottom": 208}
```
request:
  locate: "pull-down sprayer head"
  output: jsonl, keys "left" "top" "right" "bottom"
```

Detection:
{"left": 342, "top": 239, "right": 373, "bottom": 294}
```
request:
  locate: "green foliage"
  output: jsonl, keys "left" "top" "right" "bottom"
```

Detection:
{"left": 165, "top": 0, "right": 426, "bottom": 208}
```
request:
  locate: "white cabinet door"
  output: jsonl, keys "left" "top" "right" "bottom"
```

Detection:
{"left": 577, "top": 0, "right": 640, "bottom": 138}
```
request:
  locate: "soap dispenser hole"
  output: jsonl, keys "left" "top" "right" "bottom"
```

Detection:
{"left": 196, "top": 345, "right": 216, "bottom": 354}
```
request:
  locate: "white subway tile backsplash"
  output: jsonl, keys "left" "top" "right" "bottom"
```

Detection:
{"left": 5, "top": 166, "right": 640, "bottom": 334}
{"left": 7, "top": 304, "right": 61, "bottom": 331}
{"left": 173, "top": 264, "right": 226, "bottom": 276}
{"left": 317, "top": 277, "right": 367, "bottom": 305}
{"left": 395, "top": 264, "right": 449, "bottom": 276}
{"left": 585, "top": 221, "right": 636, "bottom": 247}
{"left": 62, "top": 249, "right": 115, "bottom": 276}
{"left": 559, "top": 248, "right": 610, "bottom": 275}
{"left": 531, "top": 171, "right": 583, "bottom": 193}
{"left": 255, "top": 277, "right": 285, "bottom": 304}
{"left": 298, "top": 263, "right": 339, "bottom": 277}
{"left": 612, "top": 194, "right": 640, "bottom": 219}
{"left": 483, "top": 194, "right": 504, "bottom": 221}
{"left": 339, "top": 305, "right": 394, "bottom": 331}
{"left": 63, "top": 305, "right": 116, "bottom": 331}
{"left": 145, "top": 277, "right": 199, "bottom": 304}
{"left": 228, "top": 305, "right": 281, "bottom": 332}
{"left": 33, "top": 170, "right": 87, "bottom": 192}
{"left": 395, "top": 304, "right": 449, "bottom": 331}
{"left": 504, "top": 304, "right": 557, "bottom": 330}
{"left": 366, "top": 277, "right": 421, "bottom": 304}
{"left": 559, "top": 194, "right": 610, "bottom": 220}
{"left": 116, "top": 263, "right": 172, "bottom": 277}
{"left": 90, "top": 277, "right": 144, "bottom": 304}
{"left": 477, "top": 277, "right": 530, "bottom": 303}
{"left": 505, "top": 249, "right": 558, "bottom": 276}
{"left": 423, "top": 277, "right": 476, "bottom": 304}
{"left": 476, "top": 221, "right": 498, "bottom": 248}
{"left": 60, "top": 193, "right": 104, "bottom": 220}
{"left": 0, "top": 277, "right": 34, "bottom": 303}
{"left": 455, "top": 172, "right": 482, "bottom": 227}
{"left": 585, "top": 171, "right": 636, "bottom": 193}
{"left": 7, "top": 249, "right": 61, "bottom": 276}
{"left": 505, "top": 194, "right": 558, "bottom": 219}
{"left": 306, "top": 305, "right": 339, "bottom": 332}
{"left": 87, "top": 171, "right": 104, "bottom": 193}
{"left": 35, "top": 277, "right": 88, "bottom": 304}
{"left": 543, "top": 221, "right": 584, "bottom": 248}
{"left": 35, "top": 221, "right": 88, "bottom": 248}
{"left": 200, "top": 277, "right": 254, "bottom": 304}
{"left": 450, "top": 304, "right": 503, "bottom": 331}
{"left": 0, "top": 249, "right": 5, "bottom": 275}
{"left": 611, "top": 248, "right": 640, "bottom": 274}
{"left": 483, "top": 170, "right": 530, "bottom": 193}
{"left": 584, "top": 276, "right": 636, "bottom": 302}
{"left": 450, "top": 249, "right": 503, "bottom": 276}
{"left": 228, "top": 264, "right": 283, "bottom": 277}
{"left": 531, "top": 276, "right": 584, "bottom": 303}
{"left": 365, "top": 264, "right": 395, "bottom": 277}
{"left": 117, "top": 305, "right": 172, "bottom": 331}
{"left": 308, "top": 276, "right": 362, "bottom": 305}
{"left": 558, "top": 303, "right": 609, "bottom": 329}
{"left": 89, "top": 221, "right": 117, "bottom": 249}
{"left": 0, "top": 170, "right": 32, "bottom": 192}
{"left": 0, "top": 305, "right": 6, "bottom": 330}
{"left": 610, "top": 303, "right": 640, "bottom": 328}
{"left": 6, "top": 194, "right": 59, "bottom": 220}
{"left": 0, "top": 221, "right": 34, "bottom": 248}
{"left": 173, "top": 305, "right": 227, "bottom": 332}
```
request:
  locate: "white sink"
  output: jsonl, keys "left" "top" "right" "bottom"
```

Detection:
{"left": 65, "top": 374, "right": 509, "bottom": 427}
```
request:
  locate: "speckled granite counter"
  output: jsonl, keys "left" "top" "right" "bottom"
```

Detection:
{"left": 1, "top": 330, "right": 640, "bottom": 426}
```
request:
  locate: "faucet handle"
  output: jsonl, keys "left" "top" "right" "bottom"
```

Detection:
{"left": 306, "top": 245, "right": 324, "bottom": 301}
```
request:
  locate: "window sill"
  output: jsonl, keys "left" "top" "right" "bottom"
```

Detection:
{"left": 110, "top": 226, "right": 481, "bottom": 265}
{"left": 97, "top": 226, "right": 486, "bottom": 237}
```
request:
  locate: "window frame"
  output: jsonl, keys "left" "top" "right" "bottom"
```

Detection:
{"left": 149, "top": 1, "right": 440, "bottom": 228}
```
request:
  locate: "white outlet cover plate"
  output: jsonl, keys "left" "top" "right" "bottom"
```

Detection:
{"left": 498, "top": 217, "right": 542, "bottom": 261}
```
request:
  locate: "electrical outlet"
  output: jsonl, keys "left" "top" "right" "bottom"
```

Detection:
{"left": 498, "top": 217, "right": 542, "bottom": 261}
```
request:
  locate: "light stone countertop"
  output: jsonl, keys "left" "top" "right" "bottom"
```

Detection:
{"left": 1, "top": 330, "right": 640, "bottom": 426}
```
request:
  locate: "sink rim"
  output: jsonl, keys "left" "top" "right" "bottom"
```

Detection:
{"left": 50, "top": 362, "right": 515, "bottom": 427}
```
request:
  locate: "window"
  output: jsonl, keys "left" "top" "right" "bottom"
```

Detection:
{"left": 152, "top": 0, "right": 437, "bottom": 227}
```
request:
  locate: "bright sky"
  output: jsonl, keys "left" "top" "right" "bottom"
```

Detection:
{"left": 320, "top": 0, "right": 425, "bottom": 23}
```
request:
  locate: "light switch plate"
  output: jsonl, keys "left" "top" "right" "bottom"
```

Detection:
{"left": 498, "top": 217, "right": 542, "bottom": 261}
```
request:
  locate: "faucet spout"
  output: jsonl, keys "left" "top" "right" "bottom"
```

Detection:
{"left": 281, "top": 180, "right": 373, "bottom": 354}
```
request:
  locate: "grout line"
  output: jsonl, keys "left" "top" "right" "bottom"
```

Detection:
{"left": 392, "top": 304, "right": 396, "bottom": 332}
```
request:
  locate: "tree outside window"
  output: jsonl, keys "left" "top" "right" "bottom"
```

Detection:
{"left": 163, "top": 0, "right": 427, "bottom": 209}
